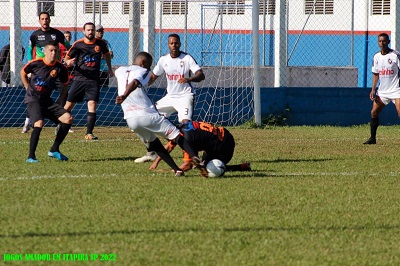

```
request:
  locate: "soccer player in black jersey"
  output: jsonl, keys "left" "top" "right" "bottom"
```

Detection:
{"left": 64, "top": 22, "right": 113, "bottom": 140}
{"left": 22, "top": 11, "right": 67, "bottom": 134}
{"left": 21, "top": 41, "right": 72, "bottom": 163}
{"left": 150, "top": 121, "right": 251, "bottom": 177}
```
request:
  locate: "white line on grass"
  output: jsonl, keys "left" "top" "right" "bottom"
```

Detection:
{"left": 0, "top": 173, "right": 117, "bottom": 181}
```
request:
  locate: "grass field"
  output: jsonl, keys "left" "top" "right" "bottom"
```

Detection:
{"left": 2, "top": 125, "right": 400, "bottom": 265}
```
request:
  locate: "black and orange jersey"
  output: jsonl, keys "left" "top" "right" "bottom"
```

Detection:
{"left": 181, "top": 121, "right": 230, "bottom": 153}
{"left": 23, "top": 58, "right": 69, "bottom": 104}
{"left": 66, "top": 38, "right": 109, "bottom": 82}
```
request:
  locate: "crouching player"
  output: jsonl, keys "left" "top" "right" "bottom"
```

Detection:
{"left": 115, "top": 52, "right": 191, "bottom": 176}
{"left": 150, "top": 121, "right": 251, "bottom": 177}
{"left": 21, "top": 41, "right": 72, "bottom": 162}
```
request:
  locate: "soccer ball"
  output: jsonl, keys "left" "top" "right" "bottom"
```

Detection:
{"left": 206, "top": 159, "right": 226, "bottom": 177}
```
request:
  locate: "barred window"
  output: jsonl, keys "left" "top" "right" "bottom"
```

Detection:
{"left": 304, "top": 0, "right": 334, "bottom": 15}
{"left": 84, "top": 1, "right": 109, "bottom": 14}
{"left": 372, "top": 0, "right": 390, "bottom": 15}
{"left": 162, "top": 1, "right": 187, "bottom": 15}
{"left": 217, "top": 0, "right": 245, "bottom": 15}
{"left": 37, "top": 0, "right": 54, "bottom": 16}
{"left": 259, "top": 0, "right": 275, "bottom": 15}
{"left": 123, "top": 1, "right": 144, "bottom": 15}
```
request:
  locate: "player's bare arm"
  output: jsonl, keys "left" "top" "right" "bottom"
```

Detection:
{"left": 147, "top": 72, "right": 159, "bottom": 86}
{"left": 178, "top": 69, "right": 205, "bottom": 84}
{"left": 370, "top": 73, "right": 379, "bottom": 101}
{"left": 63, "top": 56, "right": 76, "bottom": 67}
{"left": 104, "top": 53, "right": 114, "bottom": 77}
{"left": 115, "top": 79, "right": 140, "bottom": 104}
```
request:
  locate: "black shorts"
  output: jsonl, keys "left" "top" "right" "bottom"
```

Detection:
{"left": 27, "top": 101, "right": 67, "bottom": 124}
{"left": 67, "top": 79, "right": 100, "bottom": 103}
{"left": 203, "top": 129, "right": 235, "bottom": 165}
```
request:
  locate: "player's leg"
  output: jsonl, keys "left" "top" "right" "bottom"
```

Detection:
{"left": 134, "top": 96, "right": 175, "bottom": 163}
{"left": 175, "top": 94, "right": 194, "bottom": 171}
{"left": 21, "top": 115, "right": 30, "bottom": 133}
{"left": 364, "top": 97, "right": 385, "bottom": 144}
{"left": 26, "top": 102, "right": 44, "bottom": 162}
{"left": 84, "top": 80, "right": 100, "bottom": 140}
{"left": 48, "top": 103, "right": 73, "bottom": 161}
{"left": 126, "top": 116, "right": 183, "bottom": 176}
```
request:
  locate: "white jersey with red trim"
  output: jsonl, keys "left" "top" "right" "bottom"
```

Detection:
{"left": 152, "top": 52, "right": 202, "bottom": 96}
{"left": 372, "top": 49, "right": 400, "bottom": 97}
{"left": 115, "top": 65, "right": 157, "bottom": 119}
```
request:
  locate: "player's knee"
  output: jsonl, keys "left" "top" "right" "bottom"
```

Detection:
{"left": 34, "top": 120, "right": 44, "bottom": 128}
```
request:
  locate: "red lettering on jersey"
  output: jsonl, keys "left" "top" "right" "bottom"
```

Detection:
{"left": 379, "top": 68, "right": 395, "bottom": 75}
{"left": 166, "top": 73, "right": 184, "bottom": 81}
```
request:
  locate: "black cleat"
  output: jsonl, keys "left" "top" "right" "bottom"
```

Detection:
{"left": 363, "top": 138, "right": 376, "bottom": 145}
{"left": 192, "top": 156, "right": 208, "bottom": 177}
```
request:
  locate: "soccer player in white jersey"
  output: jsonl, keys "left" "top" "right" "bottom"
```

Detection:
{"left": 364, "top": 33, "right": 400, "bottom": 144}
{"left": 135, "top": 33, "right": 205, "bottom": 170}
{"left": 115, "top": 52, "right": 186, "bottom": 176}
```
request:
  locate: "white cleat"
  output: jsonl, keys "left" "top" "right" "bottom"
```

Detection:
{"left": 134, "top": 152, "right": 158, "bottom": 163}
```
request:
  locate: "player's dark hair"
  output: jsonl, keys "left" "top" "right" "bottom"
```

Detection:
{"left": 83, "top": 22, "right": 95, "bottom": 30}
{"left": 379, "top": 33, "right": 390, "bottom": 40}
{"left": 64, "top": 31, "right": 71, "bottom": 35}
{"left": 45, "top": 40, "right": 59, "bottom": 48}
{"left": 137, "top": 51, "right": 153, "bottom": 62}
{"left": 168, "top": 34, "right": 181, "bottom": 42}
{"left": 38, "top": 11, "right": 50, "bottom": 18}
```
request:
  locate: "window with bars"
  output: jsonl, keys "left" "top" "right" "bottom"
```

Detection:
{"left": 84, "top": 1, "right": 109, "bottom": 14}
{"left": 217, "top": 0, "right": 245, "bottom": 15}
{"left": 122, "top": 1, "right": 144, "bottom": 15}
{"left": 372, "top": 0, "right": 390, "bottom": 15}
{"left": 259, "top": 0, "right": 275, "bottom": 15}
{"left": 37, "top": 0, "right": 55, "bottom": 16}
{"left": 304, "top": 0, "right": 334, "bottom": 15}
{"left": 162, "top": 1, "right": 187, "bottom": 15}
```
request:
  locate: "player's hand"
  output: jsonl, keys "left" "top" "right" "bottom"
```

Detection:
{"left": 108, "top": 68, "right": 114, "bottom": 78}
{"left": 115, "top": 95, "right": 125, "bottom": 104}
{"left": 64, "top": 58, "right": 76, "bottom": 67}
{"left": 369, "top": 90, "right": 376, "bottom": 101}
{"left": 177, "top": 77, "right": 189, "bottom": 84}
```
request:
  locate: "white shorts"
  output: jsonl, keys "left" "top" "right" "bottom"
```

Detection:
{"left": 377, "top": 91, "right": 400, "bottom": 105}
{"left": 126, "top": 114, "right": 180, "bottom": 145}
{"left": 155, "top": 93, "right": 194, "bottom": 122}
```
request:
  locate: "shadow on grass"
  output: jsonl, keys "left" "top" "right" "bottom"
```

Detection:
{"left": 1, "top": 224, "right": 399, "bottom": 239}
{"left": 258, "top": 158, "right": 334, "bottom": 163}
{"left": 78, "top": 156, "right": 137, "bottom": 162}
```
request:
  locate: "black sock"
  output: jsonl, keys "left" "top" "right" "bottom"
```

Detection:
{"left": 175, "top": 135, "right": 197, "bottom": 159}
{"left": 87, "top": 112, "right": 96, "bottom": 134}
{"left": 371, "top": 117, "right": 379, "bottom": 139}
{"left": 50, "top": 123, "right": 71, "bottom": 152}
{"left": 149, "top": 138, "right": 180, "bottom": 172}
{"left": 28, "top": 127, "right": 42, "bottom": 159}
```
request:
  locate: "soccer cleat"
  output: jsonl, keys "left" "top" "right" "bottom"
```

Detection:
{"left": 240, "top": 162, "right": 251, "bottom": 171}
{"left": 85, "top": 134, "right": 98, "bottom": 140}
{"left": 192, "top": 156, "right": 208, "bottom": 177}
{"left": 48, "top": 151, "right": 68, "bottom": 161}
{"left": 68, "top": 128, "right": 74, "bottom": 133}
{"left": 134, "top": 152, "right": 158, "bottom": 163}
{"left": 363, "top": 138, "right": 376, "bottom": 145}
{"left": 175, "top": 170, "right": 184, "bottom": 177}
{"left": 26, "top": 158, "right": 39, "bottom": 163}
{"left": 21, "top": 124, "right": 30, "bottom": 133}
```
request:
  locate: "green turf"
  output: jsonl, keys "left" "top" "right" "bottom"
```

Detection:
{"left": 1, "top": 125, "right": 400, "bottom": 265}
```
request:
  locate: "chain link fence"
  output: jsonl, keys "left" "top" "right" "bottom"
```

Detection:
{"left": 0, "top": 0, "right": 393, "bottom": 127}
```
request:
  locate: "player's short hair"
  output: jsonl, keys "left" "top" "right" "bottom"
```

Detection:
{"left": 39, "top": 11, "right": 50, "bottom": 18}
{"left": 136, "top": 51, "right": 153, "bottom": 61}
{"left": 168, "top": 34, "right": 181, "bottom": 42}
{"left": 83, "top": 22, "right": 95, "bottom": 30}
{"left": 379, "top": 33, "right": 390, "bottom": 40}
{"left": 64, "top": 31, "right": 71, "bottom": 35}
{"left": 45, "top": 40, "right": 59, "bottom": 49}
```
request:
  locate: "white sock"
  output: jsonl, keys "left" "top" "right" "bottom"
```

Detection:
{"left": 25, "top": 117, "right": 30, "bottom": 125}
